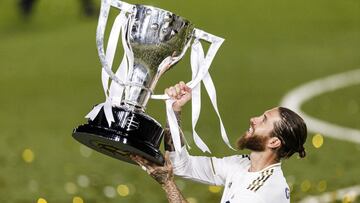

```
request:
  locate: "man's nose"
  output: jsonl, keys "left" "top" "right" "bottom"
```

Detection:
{"left": 250, "top": 117, "right": 256, "bottom": 125}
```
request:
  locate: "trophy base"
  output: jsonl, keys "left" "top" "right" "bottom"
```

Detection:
{"left": 72, "top": 106, "right": 164, "bottom": 165}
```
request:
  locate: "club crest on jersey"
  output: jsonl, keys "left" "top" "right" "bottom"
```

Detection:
{"left": 285, "top": 187, "right": 290, "bottom": 199}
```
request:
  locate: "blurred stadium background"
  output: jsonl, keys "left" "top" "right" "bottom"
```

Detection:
{"left": 0, "top": 0, "right": 359, "bottom": 202}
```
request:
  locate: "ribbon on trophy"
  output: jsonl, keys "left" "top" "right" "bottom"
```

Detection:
{"left": 154, "top": 29, "right": 235, "bottom": 153}
{"left": 85, "top": 0, "right": 134, "bottom": 126}
{"left": 86, "top": 0, "right": 235, "bottom": 153}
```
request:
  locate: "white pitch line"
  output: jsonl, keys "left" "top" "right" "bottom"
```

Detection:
{"left": 280, "top": 68, "right": 360, "bottom": 144}
{"left": 279, "top": 68, "right": 360, "bottom": 203}
{"left": 298, "top": 185, "right": 360, "bottom": 203}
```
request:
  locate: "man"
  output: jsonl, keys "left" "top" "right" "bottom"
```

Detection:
{"left": 132, "top": 81, "right": 307, "bottom": 203}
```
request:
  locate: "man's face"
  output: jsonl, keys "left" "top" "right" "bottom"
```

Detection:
{"left": 237, "top": 108, "right": 282, "bottom": 151}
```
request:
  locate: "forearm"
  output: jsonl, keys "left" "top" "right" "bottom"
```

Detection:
{"left": 164, "top": 111, "right": 186, "bottom": 152}
{"left": 164, "top": 112, "right": 219, "bottom": 185}
{"left": 162, "top": 180, "right": 188, "bottom": 203}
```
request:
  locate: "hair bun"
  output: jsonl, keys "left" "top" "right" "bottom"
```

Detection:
{"left": 298, "top": 146, "right": 306, "bottom": 158}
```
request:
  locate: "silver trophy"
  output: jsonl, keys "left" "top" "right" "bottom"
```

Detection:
{"left": 72, "top": 0, "right": 228, "bottom": 165}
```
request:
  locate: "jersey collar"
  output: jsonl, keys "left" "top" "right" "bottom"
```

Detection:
{"left": 247, "top": 162, "right": 281, "bottom": 173}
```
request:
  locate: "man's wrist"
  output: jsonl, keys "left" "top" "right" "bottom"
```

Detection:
{"left": 161, "top": 179, "right": 176, "bottom": 190}
{"left": 173, "top": 106, "right": 182, "bottom": 112}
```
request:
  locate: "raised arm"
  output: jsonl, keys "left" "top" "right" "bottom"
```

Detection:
{"left": 164, "top": 82, "right": 229, "bottom": 186}
{"left": 164, "top": 81, "right": 190, "bottom": 151}
{"left": 164, "top": 110, "right": 186, "bottom": 152}
{"left": 129, "top": 82, "right": 191, "bottom": 203}
{"left": 131, "top": 82, "right": 243, "bottom": 202}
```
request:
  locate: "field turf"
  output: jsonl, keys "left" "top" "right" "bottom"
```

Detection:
{"left": 0, "top": 0, "right": 359, "bottom": 202}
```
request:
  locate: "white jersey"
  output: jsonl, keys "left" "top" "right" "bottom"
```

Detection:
{"left": 169, "top": 147, "right": 290, "bottom": 203}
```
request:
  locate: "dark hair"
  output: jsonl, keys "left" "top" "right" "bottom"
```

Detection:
{"left": 271, "top": 107, "right": 307, "bottom": 159}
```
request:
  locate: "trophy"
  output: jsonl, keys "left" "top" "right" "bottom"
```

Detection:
{"left": 72, "top": 0, "right": 233, "bottom": 165}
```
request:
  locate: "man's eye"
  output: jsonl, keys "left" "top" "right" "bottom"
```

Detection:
{"left": 262, "top": 115, "right": 267, "bottom": 123}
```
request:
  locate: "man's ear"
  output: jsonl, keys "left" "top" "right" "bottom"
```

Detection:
{"left": 267, "top": 137, "right": 281, "bottom": 149}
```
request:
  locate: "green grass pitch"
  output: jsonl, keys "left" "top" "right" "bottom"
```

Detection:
{"left": 0, "top": 0, "right": 359, "bottom": 202}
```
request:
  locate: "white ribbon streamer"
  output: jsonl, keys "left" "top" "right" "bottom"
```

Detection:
{"left": 165, "top": 100, "right": 183, "bottom": 152}
{"left": 86, "top": 7, "right": 132, "bottom": 126}
{"left": 157, "top": 29, "right": 235, "bottom": 153}
{"left": 189, "top": 30, "right": 235, "bottom": 152}
{"left": 109, "top": 13, "right": 134, "bottom": 106}
{"left": 202, "top": 71, "right": 235, "bottom": 151}
{"left": 190, "top": 38, "right": 211, "bottom": 153}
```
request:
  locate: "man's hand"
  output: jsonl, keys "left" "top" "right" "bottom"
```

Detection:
{"left": 131, "top": 152, "right": 173, "bottom": 186}
{"left": 131, "top": 152, "right": 188, "bottom": 203}
{"left": 165, "top": 81, "right": 191, "bottom": 112}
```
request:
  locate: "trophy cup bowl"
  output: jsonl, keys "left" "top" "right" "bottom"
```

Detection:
{"left": 72, "top": 4, "right": 194, "bottom": 165}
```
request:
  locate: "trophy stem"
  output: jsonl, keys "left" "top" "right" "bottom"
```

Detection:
{"left": 120, "top": 101, "right": 146, "bottom": 112}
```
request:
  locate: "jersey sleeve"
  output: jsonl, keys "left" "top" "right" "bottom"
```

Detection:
{"left": 168, "top": 146, "right": 250, "bottom": 186}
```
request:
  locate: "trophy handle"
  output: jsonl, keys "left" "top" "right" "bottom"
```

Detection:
{"left": 86, "top": 0, "right": 136, "bottom": 126}
{"left": 96, "top": 0, "right": 135, "bottom": 89}
{"left": 150, "top": 28, "right": 224, "bottom": 100}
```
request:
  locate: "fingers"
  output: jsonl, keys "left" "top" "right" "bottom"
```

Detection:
{"left": 165, "top": 86, "right": 177, "bottom": 98}
{"left": 164, "top": 88, "right": 170, "bottom": 97}
{"left": 131, "top": 154, "right": 169, "bottom": 175}
{"left": 179, "top": 81, "right": 191, "bottom": 94}
{"left": 165, "top": 81, "right": 191, "bottom": 98}
{"left": 130, "top": 154, "right": 145, "bottom": 166}
{"left": 130, "top": 156, "right": 149, "bottom": 172}
{"left": 179, "top": 81, "right": 186, "bottom": 94}
{"left": 175, "top": 84, "right": 181, "bottom": 94}
{"left": 131, "top": 153, "right": 173, "bottom": 184}
{"left": 130, "top": 155, "right": 153, "bottom": 171}
{"left": 165, "top": 86, "right": 180, "bottom": 99}
{"left": 179, "top": 81, "right": 186, "bottom": 87}
{"left": 131, "top": 153, "right": 169, "bottom": 168}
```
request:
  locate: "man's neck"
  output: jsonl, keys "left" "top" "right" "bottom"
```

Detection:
{"left": 249, "top": 151, "right": 279, "bottom": 172}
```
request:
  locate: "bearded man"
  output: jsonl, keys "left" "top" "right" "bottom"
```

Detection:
{"left": 132, "top": 81, "right": 307, "bottom": 203}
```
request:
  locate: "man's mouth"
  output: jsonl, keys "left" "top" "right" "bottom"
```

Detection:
{"left": 246, "top": 125, "right": 254, "bottom": 137}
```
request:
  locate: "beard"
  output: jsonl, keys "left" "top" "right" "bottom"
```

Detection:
{"left": 236, "top": 133, "right": 268, "bottom": 152}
